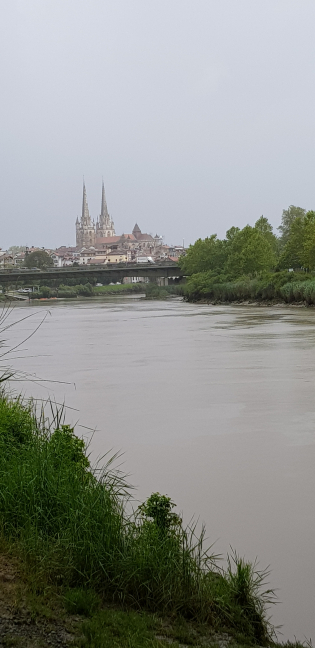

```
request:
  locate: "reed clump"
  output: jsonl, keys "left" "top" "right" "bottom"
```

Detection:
{"left": 279, "top": 279, "right": 315, "bottom": 304}
{"left": 182, "top": 270, "right": 315, "bottom": 304}
{"left": 0, "top": 392, "right": 275, "bottom": 644}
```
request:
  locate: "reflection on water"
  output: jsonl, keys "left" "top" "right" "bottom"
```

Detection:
{"left": 5, "top": 298, "right": 315, "bottom": 641}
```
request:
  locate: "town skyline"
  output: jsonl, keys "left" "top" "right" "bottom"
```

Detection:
{"left": 3, "top": 2, "right": 315, "bottom": 250}
{"left": 0, "top": 180, "right": 184, "bottom": 268}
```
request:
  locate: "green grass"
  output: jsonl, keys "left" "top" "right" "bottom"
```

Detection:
{"left": 64, "top": 588, "right": 101, "bottom": 616}
{"left": 71, "top": 607, "right": 310, "bottom": 648}
{"left": 75, "top": 608, "right": 230, "bottom": 648}
{"left": 93, "top": 283, "right": 144, "bottom": 294}
{"left": 0, "top": 393, "right": 276, "bottom": 644}
{"left": 76, "top": 608, "right": 170, "bottom": 648}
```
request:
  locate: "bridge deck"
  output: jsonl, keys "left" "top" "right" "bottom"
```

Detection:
{"left": 0, "top": 264, "right": 184, "bottom": 285}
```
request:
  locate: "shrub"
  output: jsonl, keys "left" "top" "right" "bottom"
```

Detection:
{"left": 0, "top": 394, "right": 36, "bottom": 449}
{"left": 138, "top": 492, "right": 181, "bottom": 535}
{"left": 76, "top": 283, "right": 93, "bottom": 296}
{"left": 144, "top": 283, "right": 169, "bottom": 299}
{"left": 40, "top": 286, "right": 51, "bottom": 298}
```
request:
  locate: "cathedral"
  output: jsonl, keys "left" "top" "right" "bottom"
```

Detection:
{"left": 76, "top": 182, "right": 115, "bottom": 248}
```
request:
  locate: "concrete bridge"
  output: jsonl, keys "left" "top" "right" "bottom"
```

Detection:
{"left": 0, "top": 263, "right": 184, "bottom": 287}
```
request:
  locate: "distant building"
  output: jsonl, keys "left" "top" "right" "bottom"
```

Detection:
{"left": 75, "top": 182, "right": 115, "bottom": 248}
{"left": 105, "top": 249, "right": 129, "bottom": 263}
{"left": 132, "top": 223, "right": 155, "bottom": 249}
{"left": 73, "top": 181, "right": 176, "bottom": 264}
{"left": 0, "top": 251, "right": 13, "bottom": 267}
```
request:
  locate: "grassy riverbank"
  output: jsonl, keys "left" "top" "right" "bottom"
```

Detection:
{"left": 27, "top": 283, "right": 144, "bottom": 299}
{"left": 93, "top": 283, "right": 145, "bottom": 295}
{"left": 181, "top": 271, "right": 315, "bottom": 304}
{"left": 0, "top": 391, "right": 289, "bottom": 647}
{"left": 25, "top": 282, "right": 182, "bottom": 300}
{"left": 26, "top": 275, "right": 315, "bottom": 306}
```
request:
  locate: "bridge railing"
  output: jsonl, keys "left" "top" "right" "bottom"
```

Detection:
{"left": 0, "top": 261, "right": 180, "bottom": 274}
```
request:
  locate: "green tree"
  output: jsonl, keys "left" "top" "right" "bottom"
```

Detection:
{"left": 278, "top": 216, "right": 305, "bottom": 270}
{"left": 226, "top": 226, "right": 240, "bottom": 242}
{"left": 24, "top": 250, "right": 54, "bottom": 269}
{"left": 254, "top": 216, "right": 278, "bottom": 253}
{"left": 301, "top": 211, "right": 315, "bottom": 270}
{"left": 225, "top": 226, "right": 276, "bottom": 276}
{"left": 277, "top": 205, "right": 306, "bottom": 246}
{"left": 179, "top": 235, "right": 227, "bottom": 275}
{"left": 8, "top": 245, "right": 26, "bottom": 255}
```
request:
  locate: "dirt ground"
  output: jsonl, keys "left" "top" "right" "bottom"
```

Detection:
{"left": 0, "top": 552, "right": 80, "bottom": 647}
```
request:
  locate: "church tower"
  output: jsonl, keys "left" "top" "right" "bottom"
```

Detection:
{"left": 96, "top": 182, "right": 116, "bottom": 238}
{"left": 76, "top": 182, "right": 96, "bottom": 248}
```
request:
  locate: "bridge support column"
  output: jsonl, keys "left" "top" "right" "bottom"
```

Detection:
{"left": 156, "top": 277, "right": 168, "bottom": 286}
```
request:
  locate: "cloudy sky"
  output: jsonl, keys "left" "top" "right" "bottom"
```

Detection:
{"left": 1, "top": 0, "right": 315, "bottom": 249}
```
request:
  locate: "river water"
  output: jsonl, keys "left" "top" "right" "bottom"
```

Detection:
{"left": 4, "top": 297, "right": 315, "bottom": 641}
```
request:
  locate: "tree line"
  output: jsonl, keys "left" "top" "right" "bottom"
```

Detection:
{"left": 179, "top": 205, "right": 315, "bottom": 277}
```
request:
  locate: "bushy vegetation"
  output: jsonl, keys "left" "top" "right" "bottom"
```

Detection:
{"left": 29, "top": 283, "right": 147, "bottom": 298}
{"left": 0, "top": 392, "right": 275, "bottom": 644}
{"left": 179, "top": 206, "right": 315, "bottom": 303}
{"left": 181, "top": 271, "right": 315, "bottom": 303}
{"left": 24, "top": 250, "right": 54, "bottom": 270}
{"left": 144, "top": 283, "right": 184, "bottom": 300}
{"left": 30, "top": 283, "right": 94, "bottom": 298}
{"left": 144, "top": 283, "right": 169, "bottom": 299}
{"left": 29, "top": 282, "right": 183, "bottom": 300}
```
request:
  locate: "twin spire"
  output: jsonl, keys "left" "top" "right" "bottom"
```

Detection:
{"left": 76, "top": 180, "right": 116, "bottom": 244}
{"left": 81, "top": 182, "right": 90, "bottom": 222}
{"left": 81, "top": 180, "right": 109, "bottom": 225}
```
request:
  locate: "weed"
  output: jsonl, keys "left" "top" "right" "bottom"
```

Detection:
{"left": 64, "top": 588, "right": 100, "bottom": 616}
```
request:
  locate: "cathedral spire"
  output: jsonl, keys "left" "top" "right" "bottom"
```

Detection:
{"left": 101, "top": 181, "right": 109, "bottom": 220}
{"left": 82, "top": 181, "right": 90, "bottom": 222}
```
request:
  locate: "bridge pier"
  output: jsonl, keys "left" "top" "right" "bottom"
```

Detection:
{"left": 156, "top": 277, "right": 168, "bottom": 286}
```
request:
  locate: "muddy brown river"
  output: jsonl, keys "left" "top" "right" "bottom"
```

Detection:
{"left": 5, "top": 297, "right": 315, "bottom": 641}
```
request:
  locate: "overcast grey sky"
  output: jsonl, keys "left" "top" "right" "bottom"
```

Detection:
{"left": 1, "top": 0, "right": 315, "bottom": 249}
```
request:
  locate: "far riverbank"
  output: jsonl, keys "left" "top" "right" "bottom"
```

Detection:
{"left": 7, "top": 282, "right": 182, "bottom": 301}
{"left": 181, "top": 271, "right": 315, "bottom": 306}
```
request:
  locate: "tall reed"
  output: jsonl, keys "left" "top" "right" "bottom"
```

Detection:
{"left": 184, "top": 271, "right": 315, "bottom": 304}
